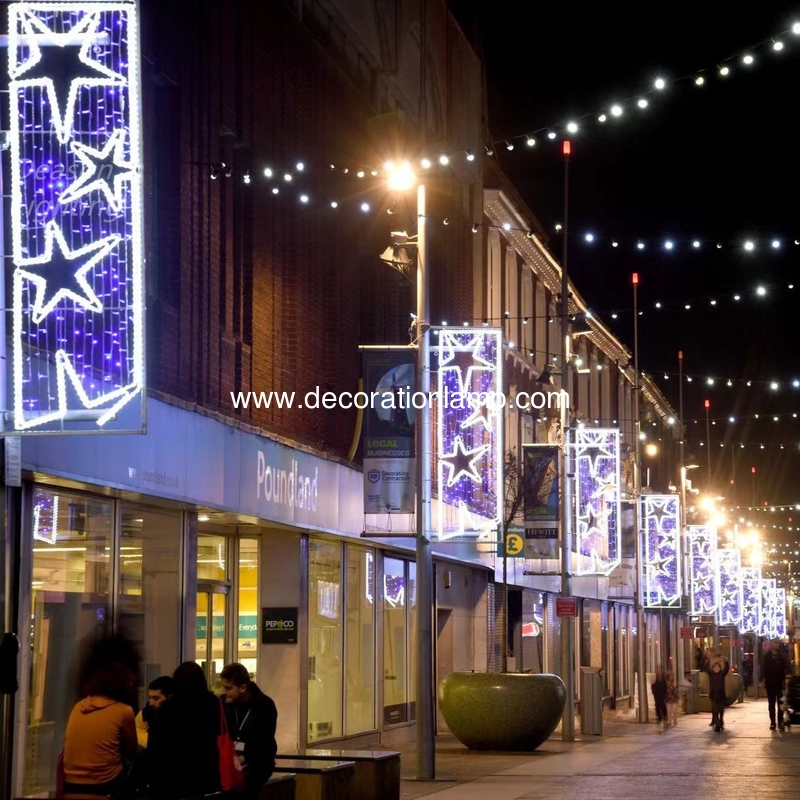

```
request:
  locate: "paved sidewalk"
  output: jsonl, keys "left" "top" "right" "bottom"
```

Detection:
{"left": 397, "top": 698, "right": 800, "bottom": 799}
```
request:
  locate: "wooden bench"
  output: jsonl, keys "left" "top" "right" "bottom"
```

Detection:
{"left": 261, "top": 772, "right": 297, "bottom": 800}
{"left": 279, "top": 749, "right": 401, "bottom": 800}
{"left": 272, "top": 758, "right": 354, "bottom": 800}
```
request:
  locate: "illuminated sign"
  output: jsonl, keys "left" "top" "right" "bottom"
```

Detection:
{"left": 6, "top": 2, "right": 144, "bottom": 432}
{"left": 640, "top": 494, "right": 681, "bottom": 608}
{"left": 431, "top": 328, "right": 502, "bottom": 540}
{"left": 572, "top": 428, "right": 621, "bottom": 575}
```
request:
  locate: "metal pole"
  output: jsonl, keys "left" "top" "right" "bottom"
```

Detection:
{"left": 559, "top": 142, "right": 574, "bottom": 742}
{"left": 414, "top": 182, "right": 435, "bottom": 780}
{"left": 502, "top": 529, "right": 508, "bottom": 673}
{"left": 705, "top": 403, "right": 711, "bottom": 485}
{"left": 633, "top": 274, "right": 647, "bottom": 722}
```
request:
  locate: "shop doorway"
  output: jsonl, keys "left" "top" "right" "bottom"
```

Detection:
{"left": 196, "top": 583, "right": 229, "bottom": 691}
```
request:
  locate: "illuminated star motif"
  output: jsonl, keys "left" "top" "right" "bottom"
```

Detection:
{"left": 461, "top": 400, "right": 494, "bottom": 433}
{"left": 11, "top": 10, "right": 125, "bottom": 143}
{"left": 440, "top": 436, "right": 490, "bottom": 487}
{"left": 651, "top": 553, "right": 675, "bottom": 578}
{"left": 722, "top": 589, "right": 739, "bottom": 607}
{"left": 644, "top": 499, "right": 674, "bottom": 531}
{"left": 15, "top": 222, "right": 121, "bottom": 322}
{"left": 693, "top": 572, "right": 712, "bottom": 593}
{"left": 59, "top": 129, "right": 136, "bottom": 212}
{"left": 438, "top": 333, "right": 494, "bottom": 396}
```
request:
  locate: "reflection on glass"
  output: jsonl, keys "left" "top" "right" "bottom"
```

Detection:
{"left": 120, "top": 504, "right": 181, "bottom": 707}
{"left": 237, "top": 539, "right": 259, "bottom": 678}
{"left": 198, "top": 534, "right": 227, "bottom": 581}
{"left": 196, "top": 590, "right": 227, "bottom": 691}
{"left": 308, "top": 540, "right": 343, "bottom": 741}
{"left": 26, "top": 489, "right": 113, "bottom": 796}
{"left": 345, "top": 546, "right": 376, "bottom": 734}
{"left": 383, "top": 556, "right": 407, "bottom": 725}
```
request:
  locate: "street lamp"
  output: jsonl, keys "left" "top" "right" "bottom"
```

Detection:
{"left": 383, "top": 162, "right": 435, "bottom": 780}
{"left": 644, "top": 443, "right": 659, "bottom": 488}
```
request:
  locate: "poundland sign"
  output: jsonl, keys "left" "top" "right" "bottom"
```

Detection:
{"left": 262, "top": 607, "right": 298, "bottom": 644}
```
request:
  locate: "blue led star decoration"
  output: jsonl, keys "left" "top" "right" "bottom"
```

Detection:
{"left": 461, "top": 400, "right": 494, "bottom": 433}
{"left": 59, "top": 129, "right": 136, "bottom": 212}
{"left": 644, "top": 499, "right": 672, "bottom": 531}
{"left": 10, "top": 10, "right": 126, "bottom": 144}
{"left": 15, "top": 221, "right": 121, "bottom": 323}
{"left": 438, "top": 333, "right": 494, "bottom": 395}
{"left": 440, "top": 436, "right": 490, "bottom": 487}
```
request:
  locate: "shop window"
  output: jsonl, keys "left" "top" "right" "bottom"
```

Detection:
{"left": 24, "top": 488, "right": 113, "bottom": 797}
{"left": 119, "top": 504, "right": 182, "bottom": 703}
{"left": 237, "top": 539, "right": 259, "bottom": 678}
{"left": 383, "top": 556, "right": 416, "bottom": 725}
{"left": 345, "top": 546, "right": 376, "bottom": 734}
{"left": 198, "top": 533, "right": 228, "bottom": 581}
{"left": 308, "top": 539, "right": 343, "bottom": 741}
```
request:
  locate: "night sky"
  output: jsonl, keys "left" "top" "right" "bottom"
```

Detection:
{"left": 451, "top": 2, "right": 800, "bottom": 521}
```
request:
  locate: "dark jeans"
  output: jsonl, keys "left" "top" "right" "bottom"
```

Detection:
{"left": 767, "top": 684, "right": 784, "bottom": 725}
{"left": 654, "top": 698, "right": 667, "bottom": 722}
{"left": 710, "top": 698, "right": 725, "bottom": 728}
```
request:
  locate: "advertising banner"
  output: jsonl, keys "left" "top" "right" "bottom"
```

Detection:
{"left": 361, "top": 349, "right": 416, "bottom": 513}
{"left": 522, "top": 444, "right": 559, "bottom": 558}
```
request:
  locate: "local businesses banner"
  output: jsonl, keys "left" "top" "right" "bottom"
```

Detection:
{"left": 523, "top": 445, "right": 559, "bottom": 558}
{"left": 361, "top": 349, "right": 416, "bottom": 513}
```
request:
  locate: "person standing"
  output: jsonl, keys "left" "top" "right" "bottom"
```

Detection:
{"left": 665, "top": 671, "right": 680, "bottom": 727}
{"left": 651, "top": 669, "right": 668, "bottom": 726}
{"left": 706, "top": 652, "right": 729, "bottom": 732}
{"left": 135, "top": 675, "right": 176, "bottom": 749}
{"left": 761, "top": 641, "right": 791, "bottom": 730}
{"left": 146, "top": 662, "right": 221, "bottom": 799}
{"left": 220, "top": 662, "right": 278, "bottom": 799}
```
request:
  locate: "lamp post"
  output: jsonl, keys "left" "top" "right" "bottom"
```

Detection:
{"left": 632, "top": 272, "right": 647, "bottom": 723}
{"left": 559, "top": 140, "right": 575, "bottom": 742}
{"left": 385, "top": 163, "right": 434, "bottom": 779}
{"left": 704, "top": 400, "right": 712, "bottom": 486}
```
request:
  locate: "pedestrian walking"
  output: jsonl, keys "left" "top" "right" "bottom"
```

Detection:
{"left": 706, "top": 651, "right": 729, "bottom": 732}
{"left": 761, "top": 640, "right": 791, "bottom": 731}
{"left": 665, "top": 671, "right": 679, "bottom": 727}
{"left": 651, "top": 669, "right": 667, "bottom": 726}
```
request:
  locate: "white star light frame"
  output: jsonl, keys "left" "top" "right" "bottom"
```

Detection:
{"left": 572, "top": 428, "right": 621, "bottom": 575}
{"left": 688, "top": 525, "right": 719, "bottom": 615}
{"left": 640, "top": 494, "right": 681, "bottom": 608}
{"left": 715, "top": 548, "right": 743, "bottom": 626}
{"left": 6, "top": 2, "right": 145, "bottom": 434}
{"left": 432, "top": 327, "right": 503, "bottom": 541}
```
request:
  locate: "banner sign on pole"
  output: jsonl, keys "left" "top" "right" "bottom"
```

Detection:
{"left": 431, "top": 328, "right": 503, "bottom": 540}
{"left": 522, "top": 444, "right": 559, "bottom": 559}
{"left": 6, "top": 1, "right": 145, "bottom": 434}
{"left": 640, "top": 495, "right": 681, "bottom": 608}
{"left": 572, "top": 428, "right": 621, "bottom": 575}
{"left": 361, "top": 348, "right": 416, "bottom": 513}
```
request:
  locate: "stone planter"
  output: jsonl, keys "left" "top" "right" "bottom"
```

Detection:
{"left": 698, "top": 671, "right": 744, "bottom": 710}
{"left": 438, "top": 672, "right": 566, "bottom": 751}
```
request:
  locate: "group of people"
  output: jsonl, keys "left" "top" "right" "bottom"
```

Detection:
{"left": 61, "top": 659, "right": 278, "bottom": 800}
{"left": 654, "top": 640, "right": 793, "bottom": 734}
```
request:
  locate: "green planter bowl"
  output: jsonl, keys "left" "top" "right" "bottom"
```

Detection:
{"left": 439, "top": 672, "right": 566, "bottom": 751}
{"left": 698, "top": 671, "right": 744, "bottom": 709}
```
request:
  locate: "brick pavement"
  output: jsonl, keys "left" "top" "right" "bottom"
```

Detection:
{"left": 397, "top": 698, "right": 800, "bottom": 799}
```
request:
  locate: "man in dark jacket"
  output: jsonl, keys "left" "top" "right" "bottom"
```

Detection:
{"left": 761, "top": 641, "right": 791, "bottom": 730}
{"left": 706, "top": 652, "right": 729, "bottom": 732}
{"left": 220, "top": 662, "right": 278, "bottom": 798}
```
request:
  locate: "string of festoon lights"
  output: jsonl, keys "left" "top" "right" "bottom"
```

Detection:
{"left": 694, "top": 440, "right": 800, "bottom": 451}
{"left": 574, "top": 230, "right": 800, "bottom": 253}
{"left": 207, "top": 21, "right": 800, "bottom": 171}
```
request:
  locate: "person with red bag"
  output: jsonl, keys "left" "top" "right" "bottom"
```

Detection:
{"left": 220, "top": 663, "right": 278, "bottom": 799}
{"left": 145, "top": 662, "right": 221, "bottom": 799}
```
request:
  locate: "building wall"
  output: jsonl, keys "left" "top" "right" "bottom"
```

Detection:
{"left": 139, "top": 0, "right": 483, "bottom": 462}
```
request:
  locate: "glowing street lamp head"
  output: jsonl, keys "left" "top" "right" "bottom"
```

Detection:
{"left": 387, "top": 161, "right": 416, "bottom": 191}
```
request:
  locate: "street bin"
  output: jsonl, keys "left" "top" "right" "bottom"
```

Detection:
{"left": 683, "top": 670, "right": 700, "bottom": 714}
{"left": 580, "top": 667, "right": 603, "bottom": 735}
